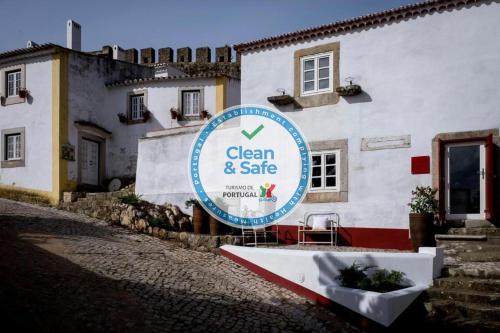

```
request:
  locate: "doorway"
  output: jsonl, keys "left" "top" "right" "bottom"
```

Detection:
{"left": 444, "top": 142, "right": 485, "bottom": 220}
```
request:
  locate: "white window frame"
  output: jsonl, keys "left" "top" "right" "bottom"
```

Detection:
{"left": 6, "top": 133, "right": 22, "bottom": 160}
{"left": 310, "top": 150, "right": 340, "bottom": 192}
{"left": 182, "top": 90, "right": 201, "bottom": 116}
{"left": 300, "top": 52, "right": 333, "bottom": 96}
{"left": 130, "top": 94, "right": 145, "bottom": 120}
{"left": 6, "top": 70, "right": 21, "bottom": 97}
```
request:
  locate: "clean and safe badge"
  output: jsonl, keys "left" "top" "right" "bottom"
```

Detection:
{"left": 189, "top": 105, "right": 310, "bottom": 228}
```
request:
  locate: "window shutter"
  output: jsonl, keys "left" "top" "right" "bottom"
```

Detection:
{"left": 484, "top": 134, "right": 494, "bottom": 220}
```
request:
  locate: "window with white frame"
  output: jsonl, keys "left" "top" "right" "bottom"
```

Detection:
{"left": 6, "top": 70, "right": 21, "bottom": 97}
{"left": 5, "top": 133, "right": 22, "bottom": 160}
{"left": 130, "top": 94, "right": 145, "bottom": 120}
{"left": 182, "top": 90, "right": 201, "bottom": 116}
{"left": 310, "top": 150, "right": 339, "bottom": 191}
{"left": 301, "top": 52, "right": 333, "bottom": 96}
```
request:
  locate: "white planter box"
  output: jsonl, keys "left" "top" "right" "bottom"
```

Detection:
{"left": 318, "top": 284, "right": 427, "bottom": 327}
{"left": 221, "top": 245, "right": 443, "bottom": 327}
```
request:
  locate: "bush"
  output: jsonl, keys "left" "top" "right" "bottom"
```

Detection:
{"left": 408, "top": 186, "right": 438, "bottom": 214}
{"left": 148, "top": 217, "right": 170, "bottom": 230}
{"left": 336, "top": 262, "right": 372, "bottom": 289}
{"left": 185, "top": 198, "right": 201, "bottom": 209}
{"left": 120, "top": 193, "right": 142, "bottom": 206}
{"left": 337, "top": 262, "right": 407, "bottom": 293}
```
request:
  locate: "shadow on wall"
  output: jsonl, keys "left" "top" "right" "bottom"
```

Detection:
{"left": 312, "top": 253, "right": 430, "bottom": 332}
{"left": 342, "top": 91, "right": 372, "bottom": 104}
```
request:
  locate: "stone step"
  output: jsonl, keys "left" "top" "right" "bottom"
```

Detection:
{"left": 447, "top": 227, "right": 500, "bottom": 236}
{"left": 433, "top": 277, "right": 500, "bottom": 293}
{"left": 426, "top": 316, "right": 500, "bottom": 333}
{"left": 457, "top": 251, "right": 500, "bottom": 262}
{"left": 443, "top": 262, "right": 500, "bottom": 279}
{"left": 427, "top": 287, "right": 500, "bottom": 306}
{"left": 436, "top": 234, "right": 487, "bottom": 241}
{"left": 430, "top": 300, "right": 500, "bottom": 322}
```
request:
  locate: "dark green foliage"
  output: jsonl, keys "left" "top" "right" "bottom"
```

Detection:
{"left": 119, "top": 193, "right": 142, "bottom": 206}
{"left": 148, "top": 217, "right": 170, "bottom": 230}
{"left": 408, "top": 186, "right": 438, "bottom": 214}
{"left": 337, "top": 262, "right": 407, "bottom": 293}
{"left": 185, "top": 198, "right": 201, "bottom": 209}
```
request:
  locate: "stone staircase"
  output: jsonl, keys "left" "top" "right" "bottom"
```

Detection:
{"left": 425, "top": 227, "right": 500, "bottom": 332}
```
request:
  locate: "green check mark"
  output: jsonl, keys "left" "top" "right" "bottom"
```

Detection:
{"left": 241, "top": 124, "right": 264, "bottom": 140}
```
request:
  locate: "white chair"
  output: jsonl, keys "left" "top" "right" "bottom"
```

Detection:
{"left": 241, "top": 225, "right": 279, "bottom": 246}
{"left": 298, "top": 212, "right": 339, "bottom": 246}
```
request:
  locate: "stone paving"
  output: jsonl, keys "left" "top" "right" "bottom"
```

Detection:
{"left": 0, "top": 199, "right": 359, "bottom": 333}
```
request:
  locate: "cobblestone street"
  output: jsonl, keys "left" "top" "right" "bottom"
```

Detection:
{"left": 0, "top": 199, "right": 358, "bottom": 333}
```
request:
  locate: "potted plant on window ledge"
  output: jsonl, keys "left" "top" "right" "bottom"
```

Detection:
{"left": 200, "top": 110, "right": 209, "bottom": 120}
{"left": 143, "top": 110, "right": 151, "bottom": 121}
{"left": 408, "top": 186, "right": 437, "bottom": 251}
{"left": 18, "top": 88, "right": 29, "bottom": 98}
{"left": 170, "top": 107, "right": 178, "bottom": 120}
{"left": 117, "top": 113, "right": 128, "bottom": 123}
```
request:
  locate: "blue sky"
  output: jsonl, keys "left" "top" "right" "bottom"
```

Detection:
{"left": 0, "top": 0, "right": 415, "bottom": 56}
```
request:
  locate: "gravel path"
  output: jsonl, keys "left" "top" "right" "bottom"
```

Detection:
{"left": 0, "top": 199, "right": 358, "bottom": 333}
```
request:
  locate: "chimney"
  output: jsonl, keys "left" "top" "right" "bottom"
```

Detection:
{"left": 159, "top": 47, "right": 174, "bottom": 63}
{"left": 196, "top": 47, "right": 211, "bottom": 63}
{"left": 216, "top": 46, "right": 231, "bottom": 63}
{"left": 141, "top": 48, "right": 155, "bottom": 64}
{"left": 125, "top": 48, "right": 138, "bottom": 63}
{"left": 112, "top": 45, "right": 125, "bottom": 61}
{"left": 66, "top": 19, "right": 81, "bottom": 51}
{"left": 177, "top": 47, "right": 192, "bottom": 63}
{"left": 26, "top": 41, "right": 38, "bottom": 48}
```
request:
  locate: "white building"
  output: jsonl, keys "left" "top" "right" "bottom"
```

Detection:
{"left": 136, "top": 0, "right": 500, "bottom": 249}
{"left": 0, "top": 21, "right": 240, "bottom": 204}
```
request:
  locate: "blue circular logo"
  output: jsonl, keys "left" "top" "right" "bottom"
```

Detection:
{"left": 189, "top": 105, "right": 310, "bottom": 228}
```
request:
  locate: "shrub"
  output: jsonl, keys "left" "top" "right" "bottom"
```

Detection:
{"left": 370, "top": 269, "right": 406, "bottom": 293}
{"left": 185, "top": 198, "right": 201, "bottom": 209}
{"left": 408, "top": 186, "right": 438, "bottom": 214}
{"left": 337, "top": 263, "right": 407, "bottom": 293}
{"left": 120, "top": 193, "right": 142, "bottom": 206}
{"left": 148, "top": 217, "right": 170, "bottom": 230}
{"left": 336, "top": 262, "right": 372, "bottom": 289}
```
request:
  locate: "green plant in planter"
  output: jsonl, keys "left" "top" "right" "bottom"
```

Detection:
{"left": 370, "top": 269, "right": 406, "bottom": 293}
{"left": 408, "top": 186, "right": 438, "bottom": 213}
{"left": 185, "top": 198, "right": 201, "bottom": 209}
{"left": 120, "top": 193, "right": 142, "bottom": 206}
{"left": 337, "top": 263, "right": 407, "bottom": 292}
{"left": 337, "top": 262, "right": 373, "bottom": 289}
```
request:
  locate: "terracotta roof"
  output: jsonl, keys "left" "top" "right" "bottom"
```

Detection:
{"left": 0, "top": 43, "right": 60, "bottom": 60}
{"left": 233, "top": 0, "right": 485, "bottom": 53}
{"left": 106, "top": 72, "right": 238, "bottom": 87}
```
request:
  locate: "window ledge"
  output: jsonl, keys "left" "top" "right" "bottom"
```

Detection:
{"left": 304, "top": 191, "right": 347, "bottom": 203}
{"left": 1, "top": 159, "right": 25, "bottom": 168}
{"left": 2, "top": 96, "right": 26, "bottom": 106}
{"left": 126, "top": 119, "right": 147, "bottom": 125}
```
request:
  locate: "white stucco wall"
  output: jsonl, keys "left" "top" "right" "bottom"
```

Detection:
{"left": 103, "top": 78, "right": 217, "bottom": 178}
{"left": 136, "top": 127, "right": 200, "bottom": 208}
{"left": 237, "top": 3, "right": 500, "bottom": 229}
{"left": 0, "top": 56, "right": 53, "bottom": 192}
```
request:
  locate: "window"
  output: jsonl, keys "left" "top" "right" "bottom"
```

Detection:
{"left": 6, "top": 134, "right": 22, "bottom": 160}
{"left": 130, "top": 94, "right": 144, "bottom": 120}
{"left": 6, "top": 70, "right": 21, "bottom": 97}
{"left": 310, "top": 150, "right": 339, "bottom": 191}
{"left": 1, "top": 127, "right": 25, "bottom": 168}
{"left": 182, "top": 90, "right": 201, "bottom": 116}
{"left": 301, "top": 52, "right": 333, "bottom": 96}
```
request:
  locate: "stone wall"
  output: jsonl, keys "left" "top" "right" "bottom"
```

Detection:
{"left": 59, "top": 189, "right": 242, "bottom": 252}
